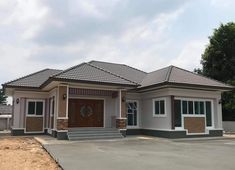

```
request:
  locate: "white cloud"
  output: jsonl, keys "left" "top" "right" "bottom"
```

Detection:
{"left": 170, "top": 39, "right": 208, "bottom": 71}
{"left": 1, "top": 0, "right": 234, "bottom": 91}
{"left": 210, "top": 0, "right": 235, "bottom": 8}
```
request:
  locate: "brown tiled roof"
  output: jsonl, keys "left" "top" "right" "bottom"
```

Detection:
{"left": 3, "top": 61, "right": 234, "bottom": 90}
{"left": 53, "top": 62, "right": 138, "bottom": 86}
{"left": 3, "top": 69, "right": 62, "bottom": 88}
{"left": 89, "top": 61, "right": 147, "bottom": 84}
{"left": 139, "top": 65, "right": 233, "bottom": 89}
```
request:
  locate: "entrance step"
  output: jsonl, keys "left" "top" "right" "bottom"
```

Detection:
{"left": 67, "top": 128, "right": 123, "bottom": 141}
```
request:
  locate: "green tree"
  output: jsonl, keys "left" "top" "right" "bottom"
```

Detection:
{"left": 197, "top": 22, "right": 235, "bottom": 120}
{"left": 0, "top": 88, "right": 7, "bottom": 105}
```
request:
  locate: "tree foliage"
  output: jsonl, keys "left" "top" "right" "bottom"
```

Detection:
{"left": 197, "top": 22, "right": 235, "bottom": 120}
{"left": 0, "top": 88, "right": 7, "bottom": 105}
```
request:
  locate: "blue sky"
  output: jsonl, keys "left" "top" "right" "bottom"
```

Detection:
{"left": 1, "top": 0, "right": 235, "bottom": 88}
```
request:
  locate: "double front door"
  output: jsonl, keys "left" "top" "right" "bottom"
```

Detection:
{"left": 68, "top": 99, "right": 104, "bottom": 127}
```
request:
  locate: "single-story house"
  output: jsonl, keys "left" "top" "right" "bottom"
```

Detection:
{"left": 2, "top": 61, "right": 234, "bottom": 140}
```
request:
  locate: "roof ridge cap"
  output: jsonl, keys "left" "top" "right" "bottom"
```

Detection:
{"left": 147, "top": 65, "right": 171, "bottom": 74}
{"left": 87, "top": 63, "right": 139, "bottom": 85}
{"left": 165, "top": 65, "right": 173, "bottom": 82}
{"left": 2, "top": 68, "right": 50, "bottom": 86}
{"left": 89, "top": 60, "right": 147, "bottom": 74}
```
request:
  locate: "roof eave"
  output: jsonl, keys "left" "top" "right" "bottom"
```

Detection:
{"left": 2, "top": 84, "right": 40, "bottom": 90}
{"left": 41, "top": 77, "right": 139, "bottom": 89}
{"left": 137, "top": 82, "right": 234, "bottom": 92}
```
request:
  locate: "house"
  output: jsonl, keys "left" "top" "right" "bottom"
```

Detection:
{"left": 0, "top": 104, "right": 12, "bottom": 130}
{"left": 2, "top": 61, "right": 233, "bottom": 140}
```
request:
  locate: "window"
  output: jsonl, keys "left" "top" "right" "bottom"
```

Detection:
{"left": 50, "top": 99, "right": 55, "bottom": 116}
{"left": 188, "top": 101, "right": 193, "bottom": 114}
{"left": 174, "top": 99, "right": 213, "bottom": 128}
{"left": 179, "top": 100, "right": 206, "bottom": 115}
{"left": 27, "top": 100, "right": 44, "bottom": 116}
{"left": 182, "top": 100, "right": 187, "bottom": 114}
{"left": 153, "top": 98, "right": 166, "bottom": 116}
{"left": 126, "top": 101, "right": 138, "bottom": 126}
{"left": 206, "top": 101, "right": 212, "bottom": 127}
{"left": 194, "top": 101, "right": 199, "bottom": 114}
{"left": 200, "top": 101, "right": 204, "bottom": 115}
{"left": 174, "top": 100, "right": 181, "bottom": 127}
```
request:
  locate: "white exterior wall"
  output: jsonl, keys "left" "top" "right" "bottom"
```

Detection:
{"left": 140, "top": 91, "right": 172, "bottom": 130}
{"left": 12, "top": 91, "right": 48, "bottom": 129}
{"left": 127, "top": 88, "right": 222, "bottom": 131}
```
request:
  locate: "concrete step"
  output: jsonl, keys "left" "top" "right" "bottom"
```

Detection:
{"left": 68, "top": 133, "right": 123, "bottom": 137}
{"left": 68, "top": 130, "right": 121, "bottom": 135}
{"left": 68, "top": 135, "right": 123, "bottom": 141}
{"left": 67, "top": 128, "right": 123, "bottom": 141}
{"left": 68, "top": 128, "right": 117, "bottom": 132}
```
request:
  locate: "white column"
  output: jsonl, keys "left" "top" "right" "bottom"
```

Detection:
{"left": 119, "top": 89, "right": 122, "bottom": 118}
{"left": 217, "top": 96, "right": 223, "bottom": 129}
{"left": 66, "top": 85, "right": 69, "bottom": 118}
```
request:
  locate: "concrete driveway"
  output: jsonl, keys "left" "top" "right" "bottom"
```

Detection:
{"left": 38, "top": 136, "right": 235, "bottom": 170}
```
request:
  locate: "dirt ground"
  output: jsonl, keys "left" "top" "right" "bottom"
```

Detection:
{"left": 0, "top": 137, "right": 60, "bottom": 170}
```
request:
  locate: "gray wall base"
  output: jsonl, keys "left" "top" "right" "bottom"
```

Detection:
{"left": 119, "top": 129, "right": 127, "bottom": 137}
{"left": 11, "top": 129, "right": 47, "bottom": 136}
{"left": 127, "top": 129, "right": 223, "bottom": 138}
{"left": 51, "top": 130, "right": 57, "bottom": 138}
{"left": 11, "top": 129, "right": 25, "bottom": 136}
{"left": 57, "top": 131, "right": 68, "bottom": 140}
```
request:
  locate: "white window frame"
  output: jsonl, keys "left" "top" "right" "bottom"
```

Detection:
{"left": 152, "top": 97, "right": 167, "bottom": 117}
{"left": 175, "top": 97, "right": 214, "bottom": 129}
{"left": 50, "top": 98, "right": 55, "bottom": 117}
{"left": 126, "top": 100, "right": 139, "bottom": 128}
{"left": 26, "top": 99, "right": 45, "bottom": 117}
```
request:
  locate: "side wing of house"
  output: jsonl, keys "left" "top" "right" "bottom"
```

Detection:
{"left": 125, "top": 66, "right": 233, "bottom": 138}
{"left": 126, "top": 88, "right": 223, "bottom": 138}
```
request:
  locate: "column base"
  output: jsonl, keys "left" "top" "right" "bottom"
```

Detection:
{"left": 57, "top": 118, "right": 68, "bottom": 130}
{"left": 116, "top": 118, "right": 127, "bottom": 129}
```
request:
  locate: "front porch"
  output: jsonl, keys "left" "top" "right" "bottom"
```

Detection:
{"left": 51, "top": 86, "right": 128, "bottom": 140}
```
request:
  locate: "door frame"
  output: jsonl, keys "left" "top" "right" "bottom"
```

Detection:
{"left": 68, "top": 97, "right": 106, "bottom": 128}
{"left": 126, "top": 100, "right": 139, "bottom": 129}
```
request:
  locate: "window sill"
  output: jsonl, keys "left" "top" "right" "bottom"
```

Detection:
{"left": 127, "top": 126, "right": 139, "bottom": 129}
{"left": 26, "top": 115, "right": 43, "bottom": 117}
{"left": 153, "top": 114, "right": 167, "bottom": 118}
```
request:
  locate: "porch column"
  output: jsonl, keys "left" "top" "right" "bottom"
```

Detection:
{"left": 56, "top": 85, "right": 69, "bottom": 131}
{"left": 116, "top": 89, "right": 127, "bottom": 135}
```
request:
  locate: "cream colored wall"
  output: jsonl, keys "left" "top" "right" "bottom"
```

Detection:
{"left": 138, "top": 88, "right": 222, "bottom": 130}
{"left": 12, "top": 91, "right": 49, "bottom": 129}
{"left": 141, "top": 94, "right": 172, "bottom": 130}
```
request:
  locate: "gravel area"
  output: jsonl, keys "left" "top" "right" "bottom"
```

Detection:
{"left": 0, "top": 137, "right": 60, "bottom": 170}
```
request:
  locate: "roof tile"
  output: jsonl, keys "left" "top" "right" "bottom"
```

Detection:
{"left": 3, "top": 69, "right": 62, "bottom": 88}
{"left": 54, "top": 63, "right": 137, "bottom": 85}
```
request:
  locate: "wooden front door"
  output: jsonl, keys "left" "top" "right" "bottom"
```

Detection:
{"left": 68, "top": 99, "right": 104, "bottom": 127}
